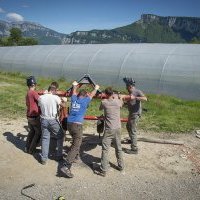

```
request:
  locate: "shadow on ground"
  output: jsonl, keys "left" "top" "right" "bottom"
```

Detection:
{"left": 3, "top": 132, "right": 27, "bottom": 152}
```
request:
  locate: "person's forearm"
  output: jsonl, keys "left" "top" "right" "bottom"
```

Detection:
{"left": 136, "top": 96, "right": 147, "bottom": 101}
{"left": 72, "top": 86, "right": 77, "bottom": 95}
{"left": 90, "top": 89, "right": 97, "bottom": 98}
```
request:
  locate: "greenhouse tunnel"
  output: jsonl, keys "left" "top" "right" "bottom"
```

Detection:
{"left": 0, "top": 43, "right": 199, "bottom": 100}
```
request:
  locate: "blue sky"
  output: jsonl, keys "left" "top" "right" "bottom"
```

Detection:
{"left": 0, "top": 0, "right": 200, "bottom": 34}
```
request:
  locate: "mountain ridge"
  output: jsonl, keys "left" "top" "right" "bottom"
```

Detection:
{"left": 0, "top": 14, "right": 200, "bottom": 45}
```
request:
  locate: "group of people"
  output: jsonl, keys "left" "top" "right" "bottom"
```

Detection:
{"left": 25, "top": 75, "right": 147, "bottom": 178}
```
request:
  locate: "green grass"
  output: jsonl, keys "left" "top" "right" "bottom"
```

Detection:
{"left": 0, "top": 71, "right": 200, "bottom": 133}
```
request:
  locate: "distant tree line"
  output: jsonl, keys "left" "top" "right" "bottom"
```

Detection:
{"left": 190, "top": 37, "right": 200, "bottom": 44}
{"left": 0, "top": 28, "right": 38, "bottom": 46}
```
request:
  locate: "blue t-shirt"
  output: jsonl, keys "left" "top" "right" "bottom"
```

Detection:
{"left": 67, "top": 95, "right": 91, "bottom": 123}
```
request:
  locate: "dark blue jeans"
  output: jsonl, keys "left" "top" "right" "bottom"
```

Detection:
{"left": 40, "top": 118, "right": 64, "bottom": 162}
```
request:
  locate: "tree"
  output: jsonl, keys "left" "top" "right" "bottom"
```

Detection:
{"left": 0, "top": 28, "right": 38, "bottom": 46}
{"left": 8, "top": 28, "right": 22, "bottom": 45}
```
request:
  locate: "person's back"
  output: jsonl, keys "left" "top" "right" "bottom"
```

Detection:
{"left": 100, "top": 98, "right": 122, "bottom": 130}
{"left": 98, "top": 87, "right": 124, "bottom": 177}
{"left": 39, "top": 93, "right": 61, "bottom": 119}
{"left": 67, "top": 94, "right": 91, "bottom": 124}
{"left": 38, "top": 85, "right": 64, "bottom": 164}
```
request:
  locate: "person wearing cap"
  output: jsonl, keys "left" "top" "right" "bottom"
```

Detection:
{"left": 124, "top": 78, "right": 147, "bottom": 154}
{"left": 60, "top": 81, "right": 100, "bottom": 178}
{"left": 38, "top": 83, "right": 65, "bottom": 165}
{"left": 97, "top": 87, "right": 124, "bottom": 177}
{"left": 25, "top": 76, "right": 41, "bottom": 154}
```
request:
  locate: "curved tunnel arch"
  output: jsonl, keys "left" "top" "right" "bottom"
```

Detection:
{"left": 0, "top": 43, "right": 199, "bottom": 100}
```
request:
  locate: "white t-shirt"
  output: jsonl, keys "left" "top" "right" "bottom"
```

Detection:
{"left": 38, "top": 93, "right": 61, "bottom": 119}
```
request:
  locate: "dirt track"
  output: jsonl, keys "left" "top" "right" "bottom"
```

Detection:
{"left": 0, "top": 118, "right": 200, "bottom": 200}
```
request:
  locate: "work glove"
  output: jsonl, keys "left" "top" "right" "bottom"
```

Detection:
{"left": 95, "top": 85, "right": 100, "bottom": 90}
{"left": 72, "top": 81, "right": 78, "bottom": 86}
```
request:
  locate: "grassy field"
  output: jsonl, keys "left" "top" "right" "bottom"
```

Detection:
{"left": 0, "top": 71, "right": 200, "bottom": 133}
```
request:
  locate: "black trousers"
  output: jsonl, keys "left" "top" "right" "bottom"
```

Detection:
{"left": 26, "top": 117, "right": 41, "bottom": 153}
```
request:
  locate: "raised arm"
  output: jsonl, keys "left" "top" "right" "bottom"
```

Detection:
{"left": 88, "top": 84, "right": 100, "bottom": 99}
{"left": 72, "top": 81, "right": 78, "bottom": 95}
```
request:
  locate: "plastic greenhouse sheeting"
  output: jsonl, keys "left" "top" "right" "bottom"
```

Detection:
{"left": 0, "top": 43, "right": 199, "bottom": 100}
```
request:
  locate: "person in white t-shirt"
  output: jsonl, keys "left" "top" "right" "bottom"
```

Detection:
{"left": 38, "top": 84, "right": 65, "bottom": 165}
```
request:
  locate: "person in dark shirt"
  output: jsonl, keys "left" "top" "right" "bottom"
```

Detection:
{"left": 25, "top": 76, "right": 41, "bottom": 154}
{"left": 124, "top": 79, "right": 147, "bottom": 154}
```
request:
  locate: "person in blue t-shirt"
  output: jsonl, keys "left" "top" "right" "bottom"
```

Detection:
{"left": 61, "top": 80, "right": 100, "bottom": 178}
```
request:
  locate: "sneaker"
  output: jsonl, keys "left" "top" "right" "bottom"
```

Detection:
{"left": 60, "top": 166, "right": 74, "bottom": 178}
{"left": 124, "top": 149, "right": 138, "bottom": 154}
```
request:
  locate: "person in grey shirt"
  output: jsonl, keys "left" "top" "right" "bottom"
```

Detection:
{"left": 98, "top": 87, "right": 124, "bottom": 177}
{"left": 124, "top": 78, "right": 147, "bottom": 154}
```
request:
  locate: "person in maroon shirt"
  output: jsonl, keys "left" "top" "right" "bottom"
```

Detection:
{"left": 25, "top": 76, "right": 41, "bottom": 154}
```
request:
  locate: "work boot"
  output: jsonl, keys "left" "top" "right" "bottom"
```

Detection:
{"left": 117, "top": 165, "right": 124, "bottom": 172}
{"left": 96, "top": 169, "right": 106, "bottom": 177}
{"left": 124, "top": 149, "right": 138, "bottom": 154}
{"left": 60, "top": 166, "right": 74, "bottom": 178}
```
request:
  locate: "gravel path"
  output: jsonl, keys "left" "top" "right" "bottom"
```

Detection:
{"left": 0, "top": 118, "right": 200, "bottom": 200}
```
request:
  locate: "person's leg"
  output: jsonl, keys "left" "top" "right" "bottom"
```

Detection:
{"left": 113, "top": 129, "right": 124, "bottom": 170}
{"left": 125, "top": 115, "right": 140, "bottom": 154}
{"left": 25, "top": 119, "right": 35, "bottom": 152}
{"left": 28, "top": 117, "right": 41, "bottom": 154}
{"left": 101, "top": 130, "right": 113, "bottom": 174}
{"left": 49, "top": 119, "right": 64, "bottom": 159}
{"left": 40, "top": 118, "right": 51, "bottom": 163}
{"left": 60, "top": 123, "right": 82, "bottom": 178}
{"left": 66, "top": 123, "right": 83, "bottom": 166}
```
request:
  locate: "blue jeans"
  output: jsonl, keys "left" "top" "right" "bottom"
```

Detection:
{"left": 40, "top": 118, "right": 64, "bottom": 162}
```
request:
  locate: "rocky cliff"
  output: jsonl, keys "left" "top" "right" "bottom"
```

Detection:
{"left": 0, "top": 14, "right": 199, "bottom": 44}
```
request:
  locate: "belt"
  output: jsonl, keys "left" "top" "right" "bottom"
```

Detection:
{"left": 27, "top": 116, "right": 39, "bottom": 119}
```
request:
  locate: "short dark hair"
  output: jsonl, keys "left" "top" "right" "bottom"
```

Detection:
{"left": 78, "top": 89, "right": 87, "bottom": 97}
{"left": 48, "top": 85, "right": 57, "bottom": 92}
{"left": 51, "top": 81, "right": 59, "bottom": 89}
{"left": 105, "top": 87, "right": 113, "bottom": 96}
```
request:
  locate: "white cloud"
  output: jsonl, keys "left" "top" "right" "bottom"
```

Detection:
{"left": 0, "top": 7, "right": 5, "bottom": 13}
{"left": 6, "top": 13, "right": 24, "bottom": 22}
